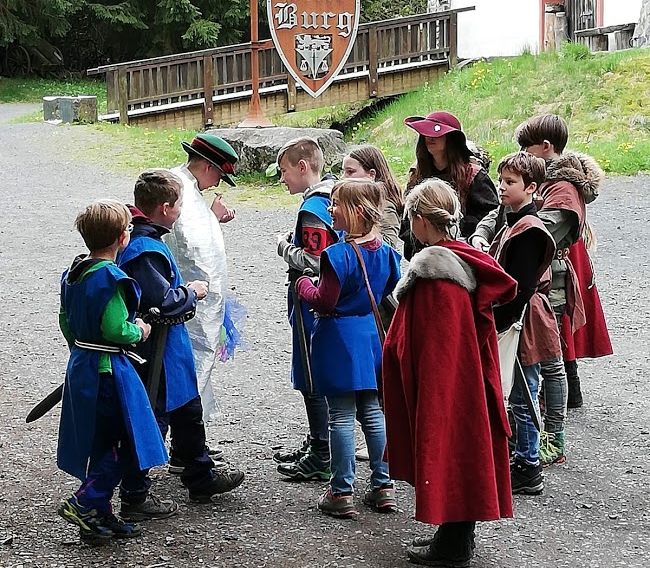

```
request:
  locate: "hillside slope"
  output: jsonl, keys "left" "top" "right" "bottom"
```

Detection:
{"left": 350, "top": 45, "right": 650, "bottom": 177}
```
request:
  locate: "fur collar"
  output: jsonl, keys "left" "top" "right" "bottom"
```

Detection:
{"left": 545, "top": 151, "right": 604, "bottom": 204}
{"left": 395, "top": 246, "right": 476, "bottom": 300}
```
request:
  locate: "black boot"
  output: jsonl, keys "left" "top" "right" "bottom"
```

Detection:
{"left": 407, "top": 522, "right": 475, "bottom": 567}
{"left": 277, "top": 438, "right": 330, "bottom": 481}
{"left": 565, "top": 360, "right": 583, "bottom": 409}
{"left": 273, "top": 435, "right": 311, "bottom": 464}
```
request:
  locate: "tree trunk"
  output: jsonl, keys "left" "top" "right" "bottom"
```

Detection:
{"left": 633, "top": 0, "right": 650, "bottom": 47}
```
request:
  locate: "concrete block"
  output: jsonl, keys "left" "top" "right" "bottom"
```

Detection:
{"left": 43, "top": 96, "right": 98, "bottom": 124}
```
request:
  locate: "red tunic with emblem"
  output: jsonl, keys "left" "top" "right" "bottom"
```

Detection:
{"left": 383, "top": 240, "right": 516, "bottom": 525}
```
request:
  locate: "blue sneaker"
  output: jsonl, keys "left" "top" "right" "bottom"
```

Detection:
{"left": 57, "top": 496, "right": 113, "bottom": 544}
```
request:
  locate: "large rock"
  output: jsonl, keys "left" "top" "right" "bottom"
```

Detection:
{"left": 205, "top": 127, "right": 347, "bottom": 175}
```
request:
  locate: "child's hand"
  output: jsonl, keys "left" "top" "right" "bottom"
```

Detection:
{"left": 211, "top": 195, "right": 236, "bottom": 223}
{"left": 469, "top": 235, "right": 490, "bottom": 252}
{"left": 188, "top": 280, "right": 209, "bottom": 300}
{"left": 135, "top": 318, "right": 151, "bottom": 342}
{"left": 276, "top": 231, "right": 292, "bottom": 245}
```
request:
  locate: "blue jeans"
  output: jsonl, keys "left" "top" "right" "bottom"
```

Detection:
{"left": 510, "top": 363, "right": 541, "bottom": 465}
{"left": 540, "top": 305, "right": 568, "bottom": 434}
{"left": 326, "top": 390, "right": 391, "bottom": 494}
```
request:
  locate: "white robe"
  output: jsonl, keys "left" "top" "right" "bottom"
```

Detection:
{"left": 164, "top": 165, "right": 227, "bottom": 421}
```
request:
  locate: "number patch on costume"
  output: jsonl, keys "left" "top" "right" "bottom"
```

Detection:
{"left": 302, "top": 227, "right": 330, "bottom": 256}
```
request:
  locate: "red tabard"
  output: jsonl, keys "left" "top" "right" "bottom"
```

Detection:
{"left": 560, "top": 238, "right": 613, "bottom": 359}
{"left": 383, "top": 241, "right": 517, "bottom": 525}
{"left": 490, "top": 216, "right": 562, "bottom": 366}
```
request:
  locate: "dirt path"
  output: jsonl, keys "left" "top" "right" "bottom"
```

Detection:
{"left": 0, "top": 104, "right": 648, "bottom": 568}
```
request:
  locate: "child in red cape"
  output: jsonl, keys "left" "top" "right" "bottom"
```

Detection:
{"left": 383, "top": 179, "right": 516, "bottom": 567}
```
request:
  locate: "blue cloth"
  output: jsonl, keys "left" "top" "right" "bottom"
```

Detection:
{"left": 118, "top": 234, "right": 199, "bottom": 412}
{"left": 310, "top": 241, "right": 401, "bottom": 396}
{"left": 287, "top": 194, "right": 338, "bottom": 392}
{"left": 57, "top": 263, "right": 167, "bottom": 482}
{"left": 327, "top": 390, "right": 391, "bottom": 494}
{"left": 511, "top": 363, "right": 542, "bottom": 465}
{"left": 75, "top": 373, "right": 137, "bottom": 513}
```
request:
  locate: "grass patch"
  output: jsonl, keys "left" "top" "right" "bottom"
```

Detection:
{"left": 76, "top": 121, "right": 298, "bottom": 207}
{"left": 350, "top": 45, "right": 650, "bottom": 177}
{"left": 0, "top": 76, "right": 107, "bottom": 111}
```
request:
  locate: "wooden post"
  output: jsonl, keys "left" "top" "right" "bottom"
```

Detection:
{"left": 590, "top": 33, "right": 608, "bottom": 51}
{"left": 448, "top": 11, "right": 458, "bottom": 67}
{"left": 117, "top": 68, "right": 129, "bottom": 125}
{"left": 202, "top": 55, "right": 214, "bottom": 126}
{"left": 239, "top": 0, "right": 272, "bottom": 127}
{"left": 613, "top": 29, "right": 634, "bottom": 50}
{"left": 368, "top": 27, "right": 379, "bottom": 98}
{"left": 286, "top": 74, "right": 297, "bottom": 112}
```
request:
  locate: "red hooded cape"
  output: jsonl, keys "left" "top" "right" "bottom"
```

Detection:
{"left": 383, "top": 240, "right": 517, "bottom": 525}
{"left": 560, "top": 238, "right": 613, "bottom": 359}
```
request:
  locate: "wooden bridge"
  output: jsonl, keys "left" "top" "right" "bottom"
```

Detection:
{"left": 87, "top": 8, "right": 473, "bottom": 129}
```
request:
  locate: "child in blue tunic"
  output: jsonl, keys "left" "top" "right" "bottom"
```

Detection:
{"left": 56, "top": 200, "right": 167, "bottom": 544}
{"left": 118, "top": 170, "right": 245, "bottom": 515}
{"left": 296, "top": 179, "right": 401, "bottom": 518}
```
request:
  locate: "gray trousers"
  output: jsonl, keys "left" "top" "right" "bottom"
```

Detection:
{"left": 540, "top": 305, "right": 568, "bottom": 433}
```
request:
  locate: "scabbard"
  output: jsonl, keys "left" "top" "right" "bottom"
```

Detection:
{"left": 290, "top": 281, "right": 314, "bottom": 395}
{"left": 146, "top": 323, "right": 169, "bottom": 410}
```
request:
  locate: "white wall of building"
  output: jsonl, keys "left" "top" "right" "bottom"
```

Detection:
{"left": 450, "top": 0, "right": 643, "bottom": 60}
{"left": 603, "top": 0, "right": 641, "bottom": 26}
{"left": 452, "top": 0, "right": 540, "bottom": 58}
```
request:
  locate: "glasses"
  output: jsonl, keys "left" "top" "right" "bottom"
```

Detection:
{"left": 126, "top": 223, "right": 134, "bottom": 233}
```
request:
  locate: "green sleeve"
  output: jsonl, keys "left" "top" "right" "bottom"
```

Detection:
{"left": 100, "top": 284, "right": 143, "bottom": 345}
{"left": 59, "top": 305, "right": 75, "bottom": 348}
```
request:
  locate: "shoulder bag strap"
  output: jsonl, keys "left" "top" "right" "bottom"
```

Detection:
{"left": 350, "top": 240, "right": 386, "bottom": 344}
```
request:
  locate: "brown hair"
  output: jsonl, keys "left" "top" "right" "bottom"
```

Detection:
{"left": 346, "top": 145, "right": 404, "bottom": 214}
{"left": 408, "top": 133, "right": 473, "bottom": 206}
{"left": 277, "top": 137, "right": 324, "bottom": 174}
{"left": 134, "top": 169, "right": 182, "bottom": 215}
{"left": 497, "top": 151, "right": 546, "bottom": 187}
{"left": 75, "top": 199, "right": 131, "bottom": 251}
{"left": 404, "top": 179, "right": 461, "bottom": 240}
{"left": 332, "top": 179, "right": 384, "bottom": 237}
{"left": 516, "top": 114, "right": 568, "bottom": 153}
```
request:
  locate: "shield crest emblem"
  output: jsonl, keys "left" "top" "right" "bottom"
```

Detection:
{"left": 267, "top": 0, "right": 361, "bottom": 98}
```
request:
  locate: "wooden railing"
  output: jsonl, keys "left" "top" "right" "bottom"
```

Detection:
{"left": 87, "top": 8, "right": 473, "bottom": 125}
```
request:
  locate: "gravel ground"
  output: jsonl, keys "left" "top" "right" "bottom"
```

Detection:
{"left": 0, "top": 104, "right": 649, "bottom": 568}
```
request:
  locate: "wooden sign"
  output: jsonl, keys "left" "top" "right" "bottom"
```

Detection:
{"left": 267, "top": 0, "right": 361, "bottom": 98}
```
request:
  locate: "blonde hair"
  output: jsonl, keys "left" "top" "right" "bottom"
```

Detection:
{"left": 277, "top": 137, "right": 324, "bottom": 174}
{"left": 75, "top": 199, "right": 131, "bottom": 251}
{"left": 405, "top": 179, "right": 461, "bottom": 239}
{"left": 332, "top": 179, "right": 384, "bottom": 237}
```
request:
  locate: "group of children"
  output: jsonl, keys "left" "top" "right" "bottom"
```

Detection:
{"left": 54, "top": 113, "right": 610, "bottom": 566}
{"left": 273, "top": 113, "right": 610, "bottom": 566}
{"left": 56, "top": 139, "right": 246, "bottom": 544}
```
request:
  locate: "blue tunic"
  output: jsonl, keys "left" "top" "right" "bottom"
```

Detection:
{"left": 57, "top": 263, "right": 168, "bottom": 482}
{"left": 287, "top": 194, "right": 338, "bottom": 391}
{"left": 119, "top": 236, "right": 199, "bottom": 412}
{"left": 310, "top": 241, "right": 401, "bottom": 396}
